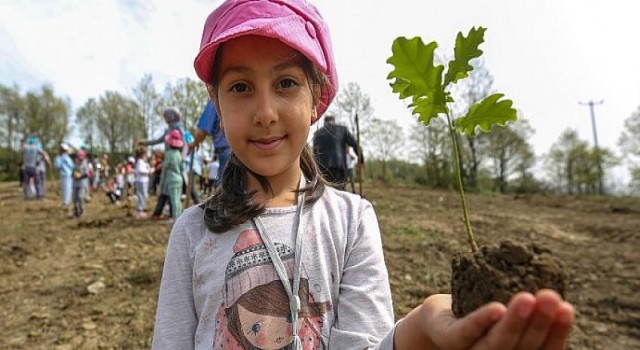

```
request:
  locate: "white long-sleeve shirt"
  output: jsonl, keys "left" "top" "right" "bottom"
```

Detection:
{"left": 135, "top": 159, "right": 151, "bottom": 183}
{"left": 152, "top": 187, "right": 396, "bottom": 349}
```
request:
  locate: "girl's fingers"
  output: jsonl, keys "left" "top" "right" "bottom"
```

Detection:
{"left": 471, "top": 292, "right": 536, "bottom": 350}
{"left": 516, "top": 290, "right": 562, "bottom": 349}
{"left": 421, "top": 294, "right": 505, "bottom": 349}
{"left": 447, "top": 301, "right": 507, "bottom": 348}
{"left": 540, "top": 301, "right": 575, "bottom": 350}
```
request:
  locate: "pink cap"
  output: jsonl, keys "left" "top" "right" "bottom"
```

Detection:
{"left": 194, "top": 0, "right": 338, "bottom": 118}
{"left": 76, "top": 149, "right": 87, "bottom": 160}
{"left": 164, "top": 129, "right": 184, "bottom": 149}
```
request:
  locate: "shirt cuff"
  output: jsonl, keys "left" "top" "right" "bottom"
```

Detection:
{"left": 378, "top": 318, "right": 403, "bottom": 350}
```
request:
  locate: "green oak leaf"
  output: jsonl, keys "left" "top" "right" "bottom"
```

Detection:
{"left": 455, "top": 93, "right": 518, "bottom": 137}
{"left": 443, "top": 27, "right": 486, "bottom": 87}
{"left": 387, "top": 37, "right": 448, "bottom": 122}
{"left": 410, "top": 95, "right": 449, "bottom": 126}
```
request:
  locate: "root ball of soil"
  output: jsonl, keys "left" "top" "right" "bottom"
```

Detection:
{"left": 451, "top": 239, "right": 566, "bottom": 318}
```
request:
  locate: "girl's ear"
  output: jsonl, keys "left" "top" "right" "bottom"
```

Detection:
{"left": 310, "top": 107, "right": 318, "bottom": 125}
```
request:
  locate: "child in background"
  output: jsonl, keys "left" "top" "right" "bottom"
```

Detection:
{"left": 134, "top": 146, "right": 151, "bottom": 218}
{"left": 71, "top": 149, "right": 89, "bottom": 218}
{"left": 152, "top": 0, "right": 575, "bottom": 349}
{"left": 149, "top": 150, "right": 164, "bottom": 196}
{"left": 99, "top": 154, "right": 111, "bottom": 190}
{"left": 150, "top": 130, "right": 184, "bottom": 223}
{"left": 105, "top": 177, "right": 122, "bottom": 205}
{"left": 114, "top": 163, "right": 125, "bottom": 196}
{"left": 125, "top": 156, "right": 136, "bottom": 198}
{"left": 54, "top": 143, "right": 75, "bottom": 211}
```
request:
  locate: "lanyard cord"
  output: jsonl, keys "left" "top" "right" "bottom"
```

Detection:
{"left": 251, "top": 176, "right": 306, "bottom": 350}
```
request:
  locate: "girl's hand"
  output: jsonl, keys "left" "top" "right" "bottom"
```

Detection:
{"left": 395, "top": 289, "right": 574, "bottom": 350}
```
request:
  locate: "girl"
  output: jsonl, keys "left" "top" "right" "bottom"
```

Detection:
{"left": 104, "top": 176, "right": 122, "bottom": 205}
{"left": 134, "top": 146, "right": 151, "bottom": 218}
{"left": 153, "top": 0, "right": 574, "bottom": 349}
{"left": 150, "top": 129, "right": 184, "bottom": 223}
{"left": 71, "top": 149, "right": 89, "bottom": 218}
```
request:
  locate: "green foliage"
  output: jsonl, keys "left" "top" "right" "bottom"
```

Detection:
{"left": 387, "top": 27, "right": 517, "bottom": 136}
{"left": 444, "top": 27, "right": 486, "bottom": 86}
{"left": 388, "top": 26, "right": 519, "bottom": 251}
{"left": 387, "top": 37, "right": 448, "bottom": 126}
{"left": 456, "top": 93, "right": 518, "bottom": 137}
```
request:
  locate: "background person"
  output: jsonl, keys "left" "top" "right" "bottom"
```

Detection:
{"left": 312, "top": 115, "right": 362, "bottom": 190}
{"left": 54, "top": 143, "right": 74, "bottom": 210}
{"left": 345, "top": 146, "right": 358, "bottom": 193}
{"left": 189, "top": 100, "right": 230, "bottom": 187}
{"left": 134, "top": 146, "right": 151, "bottom": 219}
{"left": 137, "top": 107, "right": 189, "bottom": 160}
{"left": 21, "top": 136, "right": 51, "bottom": 200}
{"left": 150, "top": 130, "right": 184, "bottom": 223}
{"left": 71, "top": 149, "right": 89, "bottom": 218}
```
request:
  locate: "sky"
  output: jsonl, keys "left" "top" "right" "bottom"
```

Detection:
{"left": 1, "top": 0, "right": 639, "bottom": 185}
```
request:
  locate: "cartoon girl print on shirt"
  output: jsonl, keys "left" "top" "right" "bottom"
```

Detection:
{"left": 213, "top": 229, "right": 332, "bottom": 349}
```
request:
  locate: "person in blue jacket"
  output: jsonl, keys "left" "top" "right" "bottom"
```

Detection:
{"left": 188, "top": 100, "right": 230, "bottom": 187}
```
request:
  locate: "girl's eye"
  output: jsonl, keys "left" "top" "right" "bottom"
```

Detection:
{"left": 250, "top": 322, "right": 261, "bottom": 336}
{"left": 278, "top": 78, "right": 297, "bottom": 90}
{"left": 230, "top": 83, "right": 249, "bottom": 93}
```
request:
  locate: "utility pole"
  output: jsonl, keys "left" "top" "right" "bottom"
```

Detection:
{"left": 579, "top": 99, "right": 604, "bottom": 195}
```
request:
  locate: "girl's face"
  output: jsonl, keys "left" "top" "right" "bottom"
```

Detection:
{"left": 213, "top": 35, "right": 318, "bottom": 191}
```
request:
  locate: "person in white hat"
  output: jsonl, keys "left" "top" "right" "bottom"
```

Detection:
{"left": 54, "top": 143, "right": 74, "bottom": 210}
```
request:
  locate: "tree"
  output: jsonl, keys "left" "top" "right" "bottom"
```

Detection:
{"left": 618, "top": 105, "right": 640, "bottom": 189}
{"left": 132, "top": 73, "right": 161, "bottom": 139}
{"left": 94, "top": 91, "right": 143, "bottom": 153}
{"left": 545, "top": 129, "right": 617, "bottom": 195}
{"left": 0, "top": 83, "right": 25, "bottom": 150}
{"left": 76, "top": 98, "right": 102, "bottom": 150}
{"left": 363, "top": 118, "right": 404, "bottom": 180}
{"left": 162, "top": 78, "right": 209, "bottom": 135}
{"left": 329, "top": 82, "right": 374, "bottom": 134}
{"left": 483, "top": 118, "right": 535, "bottom": 193}
{"left": 546, "top": 129, "right": 584, "bottom": 194}
{"left": 22, "top": 85, "right": 71, "bottom": 152}
{"left": 450, "top": 59, "right": 494, "bottom": 189}
{"left": 408, "top": 117, "right": 452, "bottom": 187}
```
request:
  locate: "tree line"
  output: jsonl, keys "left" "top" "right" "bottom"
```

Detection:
{"left": 1, "top": 66, "right": 639, "bottom": 195}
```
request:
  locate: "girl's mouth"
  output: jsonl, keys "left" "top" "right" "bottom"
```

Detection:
{"left": 252, "top": 136, "right": 285, "bottom": 150}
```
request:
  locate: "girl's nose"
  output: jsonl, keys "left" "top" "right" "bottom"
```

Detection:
{"left": 253, "top": 90, "right": 278, "bottom": 126}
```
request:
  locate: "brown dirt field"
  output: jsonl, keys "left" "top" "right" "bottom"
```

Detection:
{"left": 1, "top": 181, "right": 638, "bottom": 349}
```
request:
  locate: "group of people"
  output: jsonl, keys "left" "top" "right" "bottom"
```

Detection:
{"left": 21, "top": 104, "right": 226, "bottom": 222}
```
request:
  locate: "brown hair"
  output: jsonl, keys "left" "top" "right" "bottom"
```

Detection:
{"left": 201, "top": 45, "right": 330, "bottom": 233}
{"left": 135, "top": 146, "right": 147, "bottom": 159}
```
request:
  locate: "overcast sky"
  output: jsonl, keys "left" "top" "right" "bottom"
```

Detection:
{"left": 1, "top": 0, "right": 639, "bottom": 184}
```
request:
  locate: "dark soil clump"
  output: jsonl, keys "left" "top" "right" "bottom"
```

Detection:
{"left": 451, "top": 239, "right": 566, "bottom": 317}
